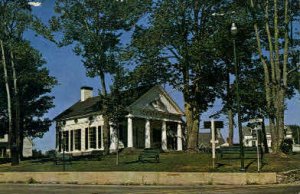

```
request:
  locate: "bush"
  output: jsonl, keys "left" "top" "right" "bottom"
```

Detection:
{"left": 281, "top": 139, "right": 293, "bottom": 154}
{"left": 32, "top": 149, "right": 44, "bottom": 159}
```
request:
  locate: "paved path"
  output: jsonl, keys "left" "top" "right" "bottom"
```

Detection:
{"left": 0, "top": 184, "right": 299, "bottom": 194}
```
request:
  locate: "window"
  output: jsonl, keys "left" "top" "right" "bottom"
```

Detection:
{"left": 89, "top": 127, "right": 96, "bottom": 149}
{"left": 75, "top": 129, "right": 81, "bottom": 150}
{"left": 98, "top": 126, "right": 102, "bottom": 148}
{"left": 63, "top": 131, "right": 69, "bottom": 151}
{"left": 58, "top": 132, "right": 62, "bottom": 152}
{"left": 85, "top": 128, "right": 88, "bottom": 149}
{"left": 0, "top": 132, "right": 4, "bottom": 139}
{"left": 70, "top": 130, "right": 74, "bottom": 151}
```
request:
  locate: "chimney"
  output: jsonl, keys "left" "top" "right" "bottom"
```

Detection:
{"left": 81, "top": 86, "right": 93, "bottom": 101}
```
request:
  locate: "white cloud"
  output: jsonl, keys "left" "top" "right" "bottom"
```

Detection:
{"left": 28, "top": 1, "right": 42, "bottom": 7}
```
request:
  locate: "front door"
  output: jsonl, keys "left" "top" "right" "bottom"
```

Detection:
{"left": 152, "top": 128, "right": 161, "bottom": 148}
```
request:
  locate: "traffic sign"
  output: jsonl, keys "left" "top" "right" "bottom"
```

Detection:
{"left": 204, "top": 121, "right": 224, "bottom": 128}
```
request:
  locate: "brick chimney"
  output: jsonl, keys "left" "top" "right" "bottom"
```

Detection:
{"left": 80, "top": 86, "right": 93, "bottom": 101}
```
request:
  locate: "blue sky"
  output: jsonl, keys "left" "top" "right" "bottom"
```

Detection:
{"left": 25, "top": 1, "right": 300, "bottom": 151}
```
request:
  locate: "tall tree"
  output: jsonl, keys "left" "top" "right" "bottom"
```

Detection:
{"left": 52, "top": 0, "right": 151, "bottom": 153}
{"left": 0, "top": 0, "right": 55, "bottom": 164}
{"left": 0, "top": 40, "right": 57, "bottom": 159}
{"left": 249, "top": 0, "right": 300, "bottom": 153}
{"left": 129, "top": 0, "right": 226, "bottom": 151}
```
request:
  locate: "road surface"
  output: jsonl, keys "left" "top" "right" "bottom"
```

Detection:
{"left": 0, "top": 184, "right": 299, "bottom": 194}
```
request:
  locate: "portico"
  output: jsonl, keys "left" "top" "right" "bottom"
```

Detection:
{"left": 125, "top": 116, "right": 183, "bottom": 151}
{"left": 123, "top": 86, "right": 184, "bottom": 151}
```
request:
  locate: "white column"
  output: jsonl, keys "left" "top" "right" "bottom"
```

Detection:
{"left": 177, "top": 122, "right": 183, "bottom": 151}
{"left": 211, "top": 119, "right": 216, "bottom": 159}
{"left": 109, "top": 123, "right": 117, "bottom": 151}
{"left": 96, "top": 126, "right": 99, "bottom": 149}
{"left": 161, "top": 120, "right": 167, "bottom": 151}
{"left": 145, "top": 119, "right": 151, "bottom": 148}
{"left": 81, "top": 128, "right": 85, "bottom": 151}
{"left": 87, "top": 127, "right": 90, "bottom": 149}
{"left": 101, "top": 126, "right": 104, "bottom": 149}
{"left": 127, "top": 116, "right": 133, "bottom": 148}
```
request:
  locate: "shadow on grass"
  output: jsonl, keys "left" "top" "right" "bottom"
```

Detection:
{"left": 124, "top": 160, "right": 140, "bottom": 164}
{"left": 125, "top": 160, "right": 160, "bottom": 164}
{"left": 260, "top": 160, "right": 268, "bottom": 170}
{"left": 215, "top": 163, "right": 226, "bottom": 169}
{"left": 244, "top": 159, "right": 256, "bottom": 171}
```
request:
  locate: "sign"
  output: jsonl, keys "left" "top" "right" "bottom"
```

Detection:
{"left": 204, "top": 121, "right": 224, "bottom": 129}
{"left": 249, "top": 118, "right": 263, "bottom": 123}
{"left": 210, "top": 140, "right": 219, "bottom": 144}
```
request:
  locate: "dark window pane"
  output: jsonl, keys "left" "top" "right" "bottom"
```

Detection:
{"left": 85, "top": 128, "right": 88, "bottom": 150}
{"left": 90, "top": 127, "right": 96, "bottom": 149}
{"left": 98, "top": 126, "right": 102, "bottom": 149}
{"left": 70, "top": 130, "right": 74, "bottom": 151}
{"left": 75, "top": 129, "right": 81, "bottom": 150}
{"left": 63, "top": 131, "right": 69, "bottom": 152}
{"left": 58, "top": 131, "right": 62, "bottom": 152}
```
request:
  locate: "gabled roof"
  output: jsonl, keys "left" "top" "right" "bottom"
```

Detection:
{"left": 127, "top": 85, "right": 184, "bottom": 115}
{"left": 54, "top": 85, "right": 153, "bottom": 121}
{"left": 54, "top": 96, "right": 102, "bottom": 121}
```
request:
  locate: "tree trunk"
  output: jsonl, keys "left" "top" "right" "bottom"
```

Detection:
{"left": 185, "top": 101, "right": 195, "bottom": 151}
{"left": 261, "top": 118, "right": 269, "bottom": 153}
{"left": 250, "top": 0, "right": 288, "bottom": 154}
{"left": 188, "top": 108, "right": 199, "bottom": 152}
{"left": 102, "top": 115, "right": 110, "bottom": 155}
{"left": 269, "top": 118, "right": 278, "bottom": 153}
{"left": 0, "top": 40, "right": 13, "bottom": 159}
{"left": 99, "top": 70, "right": 109, "bottom": 154}
{"left": 99, "top": 70, "right": 107, "bottom": 96}
{"left": 10, "top": 51, "right": 20, "bottom": 165}
{"left": 228, "top": 109, "right": 234, "bottom": 146}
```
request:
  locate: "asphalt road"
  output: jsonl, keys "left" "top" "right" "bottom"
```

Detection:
{"left": 0, "top": 184, "right": 299, "bottom": 194}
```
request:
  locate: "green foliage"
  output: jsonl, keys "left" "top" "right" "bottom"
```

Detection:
{"left": 51, "top": 0, "right": 151, "bottom": 84}
{"left": 129, "top": 0, "right": 227, "bottom": 114}
{"left": 0, "top": 40, "right": 57, "bottom": 138}
{"left": 0, "top": 0, "right": 57, "bottom": 143}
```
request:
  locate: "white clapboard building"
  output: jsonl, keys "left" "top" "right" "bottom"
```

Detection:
{"left": 243, "top": 125, "right": 293, "bottom": 148}
{"left": 54, "top": 85, "right": 184, "bottom": 154}
{"left": 0, "top": 134, "right": 33, "bottom": 158}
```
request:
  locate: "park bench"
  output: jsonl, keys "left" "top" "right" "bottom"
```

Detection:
{"left": 138, "top": 148, "right": 160, "bottom": 163}
{"left": 87, "top": 150, "right": 103, "bottom": 161}
{"left": 218, "top": 146, "right": 263, "bottom": 159}
{"left": 54, "top": 152, "right": 72, "bottom": 165}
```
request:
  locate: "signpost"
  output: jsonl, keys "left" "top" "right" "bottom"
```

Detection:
{"left": 204, "top": 120, "right": 223, "bottom": 169}
{"left": 249, "top": 119, "right": 262, "bottom": 172}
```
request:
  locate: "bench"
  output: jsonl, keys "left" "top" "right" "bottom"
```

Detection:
{"left": 218, "top": 146, "right": 263, "bottom": 159}
{"left": 138, "top": 148, "right": 160, "bottom": 163}
{"left": 87, "top": 150, "right": 103, "bottom": 161}
{"left": 54, "top": 153, "right": 72, "bottom": 165}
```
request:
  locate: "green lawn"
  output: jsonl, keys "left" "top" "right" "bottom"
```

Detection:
{"left": 0, "top": 152, "right": 299, "bottom": 172}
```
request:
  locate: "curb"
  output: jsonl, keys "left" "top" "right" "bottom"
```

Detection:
{"left": 0, "top": 172, "right": 277, "bottom": 185}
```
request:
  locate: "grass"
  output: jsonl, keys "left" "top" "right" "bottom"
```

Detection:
{"left": 0, "top": 152, "right": 299, "bottom": 172}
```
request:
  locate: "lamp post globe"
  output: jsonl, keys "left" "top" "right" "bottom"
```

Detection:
{"left": 231, "top": 23, "right": 238, "bottom": 36}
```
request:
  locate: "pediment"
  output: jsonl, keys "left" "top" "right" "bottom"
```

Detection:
{"left": 128, "top": 86, "right": 183, "bottom": 116}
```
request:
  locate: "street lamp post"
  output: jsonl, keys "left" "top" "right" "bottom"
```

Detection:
{"left": 231, "top": 23, "right": 245, "bottom": 171}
